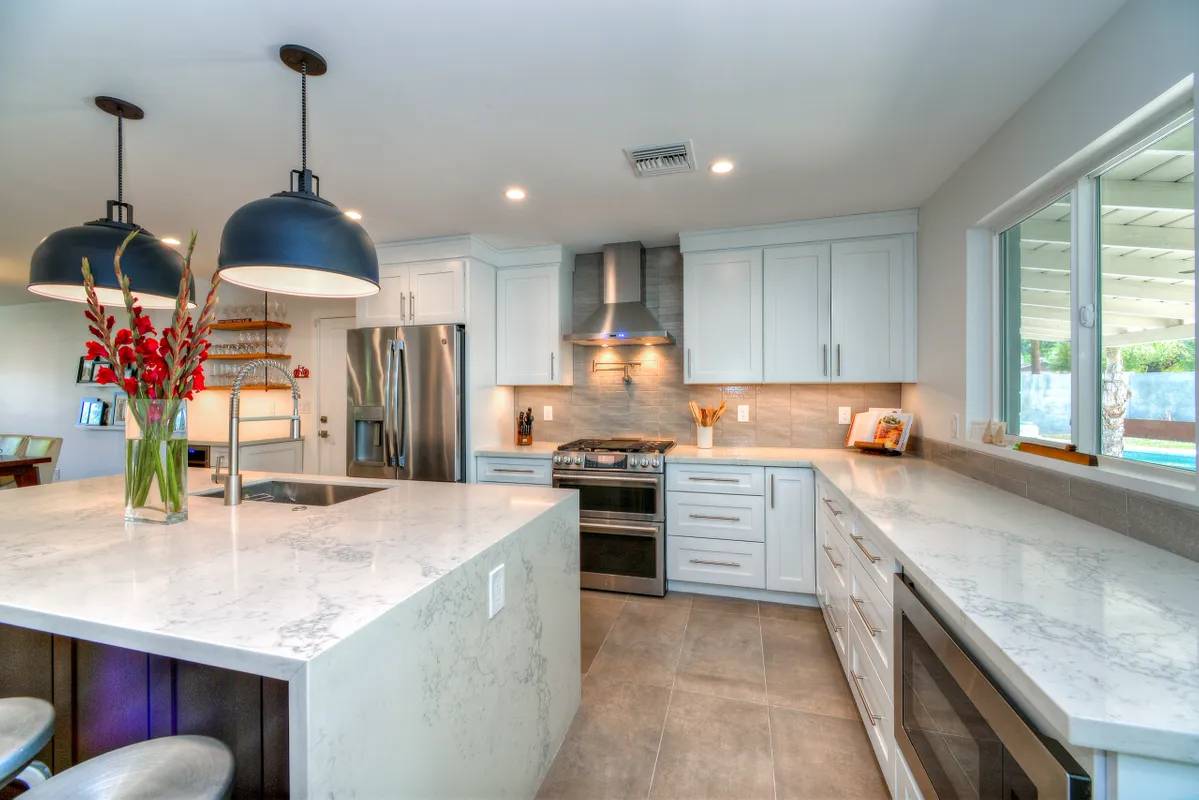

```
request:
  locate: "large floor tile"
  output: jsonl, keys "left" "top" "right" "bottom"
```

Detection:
{"left": 770, "top": 706, "right": 889, "bottom": 800}
{"left": 674, "top": 610, "right": 767, "bottom": 704}
{"left": 691, "top": 594, "right": 759, "bottom": 617}
{"left": 537, "top": 677, "right": 671, "bottom": 800}
{"left": 581, "top": 591, "right": 626, "bottom": 674}
{"left": 649, "top": 690, "right": 774, "bottom": 800}
{"left": 627, "top": 590, "right": 695, "bottom": 609}
{"left": 587, "top": 601, "right": 689, "bottom": 688}
{"left": 762, "top": 617, "right": 857, "bottom": 720}
{"left": 759, "top": 601, "right": 822, "bottom": 623}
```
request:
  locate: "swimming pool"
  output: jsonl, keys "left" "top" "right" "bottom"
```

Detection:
{"left": 1122, "top": 450, "right": 1197, "bottom": 471}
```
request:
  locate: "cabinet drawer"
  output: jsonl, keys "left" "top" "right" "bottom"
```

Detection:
{"left": 475, "top": 456, "right": 552, "bottom": 485}
{"left": 817, "top": 483, "right": 856, "bottom": 538}
{"left": 666, "top": 463, "right": 764, "bottom": 495}
{"left": 667, "top": 492, "right": 764, "bottom": 542}
{"left": 848, "top": 548, "right": 893, "bottom": 697}
{"left": 848, "top": 620, "right": 895, "bottom": 797}
{"left": 845, "top": 523, "right": 894, "bottom": 600}
{"left": 816, "top": 556, "right": 847, "bottom": 667}
{"left": 667, "top": 536, "right": 766, "bottom": 589}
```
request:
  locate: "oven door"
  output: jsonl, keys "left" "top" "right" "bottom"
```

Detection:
{"left": 894, "top": 575, "right": 1090, "bottom": 800}
{"left": 552, "top": 470, "right": 663, "bottom": 522}
{"left": 579, "top": 519, "right": 665, "bottom": 596}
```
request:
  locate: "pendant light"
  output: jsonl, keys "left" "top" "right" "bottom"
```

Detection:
{"left": 217, "top": 45, "right": 379, "bottom": 298}
{"left": 28, "top": 97, "right": 194, "bottom": 309}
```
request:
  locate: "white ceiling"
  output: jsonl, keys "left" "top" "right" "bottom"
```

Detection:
{"left": 0, "top": 0, "right": 1126, "bottom": 305}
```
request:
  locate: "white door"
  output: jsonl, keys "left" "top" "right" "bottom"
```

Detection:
{"left": 830, "top": 237, "right": 906, "bottom": 382}
{"left": 409, "top": 260, "right": 466, "bottom": 324}
{"left": 496, "top": 265, "right": 558, "bottom": 385}
{"left": 764, "top": 243, "right": 831, "bottom": 382}
{"left": 683, "top": 248, "right": 763, "bottom": 383}
{"left": 765, "top": 467, "right": 816, "bottom": 593}
{"left": 316, "top": 316, "right": 356, "bottom": 476}
{"left": 356, "top": 266, "right": 409, "bottom": 326}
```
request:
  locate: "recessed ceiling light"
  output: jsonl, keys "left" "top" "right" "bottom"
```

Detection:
{"left": 344, "top": 209, "right": 363, "bottom": 221}
{"left": 505, "top": 187, "right": 527, "bottom": 201}
{"left": 161, "top": 237, "right": 181, "bottom": 246}
{"left": 709, "top": 159, "right": 735, "bottom": 175}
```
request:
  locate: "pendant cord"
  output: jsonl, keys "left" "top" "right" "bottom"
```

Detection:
{"left": 116, "top": 110, "right": 124, "bottom": 214}
{"left": 300, "top": 61, "right": 308, "bottom": 174}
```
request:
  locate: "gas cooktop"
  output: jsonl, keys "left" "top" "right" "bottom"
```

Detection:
{"left": 557, "top": 438, "right": 675, "bottom": 454}
{"left": 553, "top": 438, "right": 675, "bottom": 472}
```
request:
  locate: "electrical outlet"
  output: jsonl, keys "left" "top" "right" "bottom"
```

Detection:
{"left": 543, "top": 405, "right": 553, "bottom": 421}
{"left": 837, "top": 406, "right": 852, "bottom": 424}
{"left": 488, "top": 564, "right": 505, "bottom": 619}
{"left": 737, "top": 404, "right": 750, "bottom": 422}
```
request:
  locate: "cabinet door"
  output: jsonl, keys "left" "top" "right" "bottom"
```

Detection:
{"left": 357, "top": 266, "right": 410, "bottom": 327}
{"left": 496, "top": 265, "right": 560, "bottom": 385}
{"left": 409, "top": 260, "right": 466, "bottom": 324}
{"left": 764, "top": 244, "right": 830, "bottom": 382}
{"left": 239, "top": 441, "right": 303, "bottom": 473}
{"left": 765, "top": 467, "right": 815, "bottom": 593}
{"left": 683, "top": 248, "right": 762, "bottom": 383}
{"left": 830, "top": 236, "right": 908, "bottom": 382}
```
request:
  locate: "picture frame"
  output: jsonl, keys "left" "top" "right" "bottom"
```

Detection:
{"left": 113, "top": 395, "right": 128, "bottom": 425}
{"left": 78, "top": 397, "right": 106, "bottom": 426}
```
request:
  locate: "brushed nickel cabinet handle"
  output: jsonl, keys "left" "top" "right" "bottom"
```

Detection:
{"left": 850, "top": 534, "right": 881, "bottom": 563}
{"left": 821, "top": 544, "right": 843, "bottom": 568}
{"left": 688, "top": 476, "right": 740, "bottom": 483}
{"left": 769, "top": 474, "right": 775, "bottom": 508}
{"left": 409, "top": 291, "right": 415, "bottom": 320}
{"left": 850, "top": 595, "right": 882, "bottom": 636}
{"left": 550, "top": 352, "right": 555, "bottom": 381}
{"left": 821, "top": 497, "right": 844, "bottom": 517}
{"left": 493, "top": 468, "right": 536, "bottom": 474}
{"left": 850, "top": 671, "right": 881, "bottom": 725}
{"left": 822, "top": 344, "right": 828, "bottom": 376}
{"left": 836, "top": 344, "right": 842, "bottom": 377}
{"left": 688, "top": 513, "right": 740, "bottom": 522}
{"left": 819, "top": 599, "right": 843, "bottom": 632}
{"left": 400, "top": 292, "right": 407, "bottom": 322}
{"left": 689, "top": 558, "right": 741, "bottom": 568}
{"left": 687, "top": 348, "right": 692, "bottom": 379}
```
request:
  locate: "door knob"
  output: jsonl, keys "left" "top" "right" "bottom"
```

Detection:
{"left": 319, "top": 415, "right": 328, "bottom": 423}
{"left": 319, "top": 430, "right": 329, "bottom": 438}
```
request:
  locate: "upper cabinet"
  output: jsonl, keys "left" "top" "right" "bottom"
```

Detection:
{"left": 680, "top": 211, "right": 917, "bottom": 384}
{"left": 357, "top": 259, "right": 466, "bottom": 327}
{"left": 496, "top": 263, "right": 573, "bottom": 386}
{"left": 683, "top": 248, "right": 762, "bottom": 383}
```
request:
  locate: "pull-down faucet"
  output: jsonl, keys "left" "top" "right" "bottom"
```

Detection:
{"left": 224, "top": 360, "right": 301, "bottom": 506}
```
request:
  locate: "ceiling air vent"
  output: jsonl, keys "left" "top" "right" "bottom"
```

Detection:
{"left": 624, "top": 140, "right": 695, "bottom": 178}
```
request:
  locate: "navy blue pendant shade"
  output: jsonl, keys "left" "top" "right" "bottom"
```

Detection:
{"left": 28, "top": 219, "right": 194, "bottom": 309}
{"left": 218, "top": 186, "right": 379, "bottom": 298}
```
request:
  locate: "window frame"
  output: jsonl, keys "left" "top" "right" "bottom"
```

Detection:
{"left": 993, "top": 107, "right": 1196, "bottom": 485}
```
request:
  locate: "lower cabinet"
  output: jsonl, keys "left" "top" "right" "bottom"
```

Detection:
{"left": 475, "top": 455, "right": 552, "bottom": 485}
{"left": 209, "top": 440, "right": 303, "bottom": 474}
{"left": 894, "top": 748, "right": 926, "bottom": 800}
{"left": 667, "top": 536, "right": 766, "bottom": 588}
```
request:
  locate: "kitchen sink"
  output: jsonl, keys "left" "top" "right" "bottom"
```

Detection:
{"left": 196, "top": 480, "right": 388, "bottom": 507}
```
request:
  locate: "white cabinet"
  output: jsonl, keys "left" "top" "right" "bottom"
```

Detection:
{"left": 356, "top": 259, "right": 466, "bottom": 327}
{"left": 764, "top": 244, "right": 830, "bottom": 382}
{"left": 475, "top": 455, "right": 552, "bottom": 485}
{"left": 668, "top": 536, "right": 766, "bottom": 588}
{"left": 830, "top": 236, "right": 915, "bottom": 382}
{"left": 682, "top": 248, "right": 762, "bottom": 383}
{"left": 765, "top": 467, "right": 815, "bottom": 593}
{"left": 496, "top": 264, "right": 572, "bottom": 386}
{"left": 209, "top": 440, "right": 303, "bottom": 474}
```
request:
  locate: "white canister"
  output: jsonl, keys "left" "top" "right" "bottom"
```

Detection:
{"left": 696, "top": 425, "right": 714, "bottom": 449}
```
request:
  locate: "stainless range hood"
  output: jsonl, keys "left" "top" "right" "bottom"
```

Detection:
{"left": 567, "top": 241, "right": 675, "bottom": 346}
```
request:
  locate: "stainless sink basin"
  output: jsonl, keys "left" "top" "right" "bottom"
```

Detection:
{"left": 197, "top": 480, "right": 388, "bottom": 506}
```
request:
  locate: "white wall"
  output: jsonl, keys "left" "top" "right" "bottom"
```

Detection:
{"left": 904, "top": 0, "right": 1198, "bottom": 441}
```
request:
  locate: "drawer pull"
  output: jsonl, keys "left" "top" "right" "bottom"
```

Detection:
{"left": 850, "top": 671, "right": 882, "bottom": 726}
{"left": 819, "top": 601, "right": 843, "bottom": 633}
{"left": 850, "top": 595, "right": 882, "bottom": 636}
{"left": 688, "top": 513, "right": 741, "bottom": 522}
{"left": 689, "top": 558, "right": 742, "bottom": 568}
{"left": 821, "top": 497, "right": 844, "bottom": 517}
{"left": 850, "top": 533, "right": 881, "bottom": 563}
{"left": 821, "top": 544, "right": 843, "bottom": 568}
{"left": 493, "top": 468, "right": 536, "bottom": 474}
{"left": 688, "top": 476, "right": 741, "bottom": 483}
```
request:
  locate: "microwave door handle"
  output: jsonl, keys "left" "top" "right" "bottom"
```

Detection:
{"left": 393, "top": 340, "right": 408, "bottom": 470}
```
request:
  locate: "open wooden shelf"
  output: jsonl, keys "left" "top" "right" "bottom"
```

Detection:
{"left": 207, "top": 384, "right": 292, "bottom": 392}
{"left": 207, "top": 353, "right": 291, "bottom": 361}
{"left": 211, "top": 320, "right": 291, "bottom": 331}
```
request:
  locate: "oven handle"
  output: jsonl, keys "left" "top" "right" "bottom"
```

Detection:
{"left": 553, "top": 473, "right": 662, "bottom": 486}
{"left": 579, "top": 520, "right": 661, "bottom": 538}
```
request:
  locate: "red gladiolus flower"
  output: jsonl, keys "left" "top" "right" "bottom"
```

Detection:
{"left": 95, "top": 366, "right": 118, "bottom": 385}
{"left": 85, "top": 340, "right": 107, "bottom": 360}
{"left": 135, "top": 315, "right": 154, "bottom": 335}
{"left": 117, "top": 346, "right": 135, "bottom": 366}
{"left": 115, "top": 329, "right": 133, "bottom": 346}
{"left": 191, "top": 370, "right": 206, "bottom": 392}
{"left": 122, "top": 377, "right": 137, "bottom": 395}
{"left": 137, "top": 337, "right": 159, "bottom": 356}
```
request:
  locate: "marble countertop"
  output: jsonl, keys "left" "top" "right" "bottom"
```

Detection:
{"left": 659, "top": 445, "right": 1199, "bottom": 763}
{"left": 0, "top": 470, "right": 575, "bottom": 680}
{"left": 475, "top": 442, "right": 562, "bottom": 458}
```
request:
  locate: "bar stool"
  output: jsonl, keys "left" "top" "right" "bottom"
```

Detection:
{"left": 22, "top": 735, "right": 234, "bottom": 800}
{"left": 0, "top": 697, "right": 54, "bottom": 788}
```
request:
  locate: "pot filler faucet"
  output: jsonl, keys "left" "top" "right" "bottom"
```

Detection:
{"left": 217, "top": 359, "right": 301, "bottom": 506}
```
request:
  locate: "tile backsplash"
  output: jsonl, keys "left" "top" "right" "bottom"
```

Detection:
{"left": 514, "top": 246, "right": 902, "bottom": 447}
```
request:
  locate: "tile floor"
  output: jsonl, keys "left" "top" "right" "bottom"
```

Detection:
{"left": 537, "top": 591, "right": 889, "bottom": 799}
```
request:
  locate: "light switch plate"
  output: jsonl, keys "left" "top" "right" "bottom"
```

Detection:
{"left": 737, "top": 404, "right": 750, "bottom": 422}
{"left": 543, "top": 405, "right": 553, "bottom": 421}
{"left": 488, "top": 564, "right": 505, "bottom": 619}
{"left": 837, "top": 406, "right": 852, "bottom": 424}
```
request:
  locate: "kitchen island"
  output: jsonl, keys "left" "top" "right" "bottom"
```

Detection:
{"left": 0, "top": 471, "right": 581, "bottom": 798}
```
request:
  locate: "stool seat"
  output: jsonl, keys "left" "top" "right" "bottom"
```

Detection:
{"left": 22, "top": 735, "right": 233, "bottom": 800}
{"left": 0, "top": 697, "right": 54, "bottom": 787}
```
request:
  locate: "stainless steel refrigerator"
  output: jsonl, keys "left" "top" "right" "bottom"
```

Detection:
{"left": 346, "top": 324, "right": 465, "bottom": 482}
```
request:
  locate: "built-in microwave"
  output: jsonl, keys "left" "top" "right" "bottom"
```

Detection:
{"left": 894, "top": 575, "right": 1091, "bottom": 799}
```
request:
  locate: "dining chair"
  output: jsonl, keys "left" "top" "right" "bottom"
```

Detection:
{"left": 21, "top": 437, "right": 62, "bottom": 485}
{"left": 0, "top": 435, "right": 29, "bottom": 490}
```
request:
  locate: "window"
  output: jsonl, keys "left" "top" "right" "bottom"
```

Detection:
{"left": 999, "top": 112, "right": 1195, "bottom": 474}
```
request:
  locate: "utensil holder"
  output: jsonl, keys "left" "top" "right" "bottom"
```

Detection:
{"left": 696, "top": 425, "right": 713, "bottom": 449}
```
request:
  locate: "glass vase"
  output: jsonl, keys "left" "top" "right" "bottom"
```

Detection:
{"left": 124, "top": 398, "right": 188, "bottom": 524}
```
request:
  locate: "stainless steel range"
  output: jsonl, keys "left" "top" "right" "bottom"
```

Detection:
{"left": 552, "top": 438, "right": 674, "bottom": 596}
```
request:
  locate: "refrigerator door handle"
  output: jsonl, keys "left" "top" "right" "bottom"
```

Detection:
{"left": 393, "top": 339, "right": 408, "bottom": 470}
{"left": 382, "top": 340, "right": 396, "bottom": 467}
